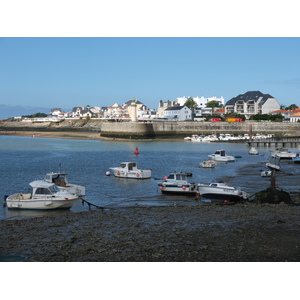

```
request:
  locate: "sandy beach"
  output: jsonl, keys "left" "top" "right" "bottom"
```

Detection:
{"left": 1, "top": 203, "right": 300, "bottom": 262}
{"left": 0, "top": 130, "right": 102, "bottom": 140}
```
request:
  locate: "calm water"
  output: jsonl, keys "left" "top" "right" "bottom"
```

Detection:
{"left": 1, "top": 135, "right": 300, "bottom": 220}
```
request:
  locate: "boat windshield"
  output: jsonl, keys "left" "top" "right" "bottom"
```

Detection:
{"left": 176, "top": 174, "right": 186, "bottom": 181}
{"left": 48, "top": 185, "right": 60, "bottom": 194}
{"left": 35, "top": 185, "right": 60, "bottom": 195}
{"left": 119, "top": 164, "right": 127, "bottom": 168}
{"left": 35, "top": 187, "right": 52, "bottom": 195}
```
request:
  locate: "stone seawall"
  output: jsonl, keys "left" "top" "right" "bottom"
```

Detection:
{"left": 100, "top": 121, "right": 300, "bottom": 138}
{"left": 1, "top": 119, "right": 300, "bottom": 139}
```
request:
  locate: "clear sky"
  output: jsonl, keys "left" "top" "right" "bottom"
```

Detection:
{"left": 1, "top": 37, "right": 300, "bottom": 119}
{"left": 1, "top": 1, "right": 300, "bottom": 119}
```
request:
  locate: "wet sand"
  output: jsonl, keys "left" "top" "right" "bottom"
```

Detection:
{"left": 0, "top": 130, "right": 102, "bottom": 140}
{"left": 1, "top": 203, "right": 300, "bottom": 262}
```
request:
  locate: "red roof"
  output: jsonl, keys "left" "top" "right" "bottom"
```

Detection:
{"left": 214, "top": 108, "right": 225, "bottom": 114}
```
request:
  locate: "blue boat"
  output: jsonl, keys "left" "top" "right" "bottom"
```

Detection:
{"left": 292, "top": 156, "right": 300, "bottom": 164}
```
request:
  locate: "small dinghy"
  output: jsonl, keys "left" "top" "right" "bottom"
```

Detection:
{"left": 199, "top": 160, "right": 216, "bottom": 168}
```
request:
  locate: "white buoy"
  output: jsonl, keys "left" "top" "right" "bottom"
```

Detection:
{"left": 106, "top": 171, "right": 111, "bottom": 176}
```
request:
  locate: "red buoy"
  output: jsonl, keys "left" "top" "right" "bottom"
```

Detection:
{"left": 134, "top": 147, "right": 140, "bottom": 155}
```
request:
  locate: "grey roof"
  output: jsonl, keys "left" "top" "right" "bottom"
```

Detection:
{"left": 226, "top": 91, "right": 274, "bottom": 106}
{"left": 165, "top": 106, "right": 185, "bottom": 111}
{"left": 125, "top": 99, "right": 143, "bottom": 106}
{"left": 51, "top": 108, "right": 63, "bottom": 112}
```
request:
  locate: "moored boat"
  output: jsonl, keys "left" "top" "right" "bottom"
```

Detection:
{"left": 208, "top": 149, "right": 235, "bottom": 162}
{"left": 6, "top": 180, "right": 80, "bottom": 210}
{"left": 249, "top": 147, "right": 259, "bottom": 155}
{"left": 158, "top": 172, "right": 197, "bottom": 194}
{"left": 110, "top": 162, "right": 152, "bottom": 179}
{"left": 199, "top": 160, "right": 216, "bottom": 168}
{"left": 197, "top": 182, "right": 249, "bottom": 201}
{"left": 292, "top": 156, "right": 300, "bottom": 164}
{"left": 272, "top": 148, "right": 298, "bottom": 159}
{"left": 261, "top": 170, "right": 272, "bottom": 177}
{"left": 44, "top": 172, "right": 86, "bottom": 198}
{"left": 266, "top": 156, "right": 280, "bottom": 171}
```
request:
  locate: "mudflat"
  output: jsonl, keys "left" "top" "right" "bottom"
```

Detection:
{"left": 1, "top": 203, "right": 300, "bottom": 262}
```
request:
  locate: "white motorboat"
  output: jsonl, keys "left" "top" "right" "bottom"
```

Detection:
{"left": 261, "top": 170, "right": 272, "bottom": 177}
{"left": 197, "top": 182, "right": 249, "bottom": 201}
{"left": 44, "top": 172, "right": 86, "bottom": 198}
{"left": 249, "top": 147, "right": 259, "bottom": 155}
{"left": 266, "top": 156, "right": 280, "bottom": 171}
{"left": 272, "top": 148, "right": 298, "bottom": 159}
{"left": 158, "top": 172, "right": 197, "bottom": 194}
{"left": 110, "top": 162, "right": 152, "bottom": 179}
{"left": 6, "top": 180, "right": 80, "bottom": 210}
{"left": 208, "top": 150, "right": 235, "bottom": 162}
{"left": 199, "top": 160, "right": 216, "bottom": 168}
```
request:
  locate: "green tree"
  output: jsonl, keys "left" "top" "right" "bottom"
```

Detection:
{"left": 184, "top": 97, "right": 197, "bottom": 119}
{"left": 285, "top": 104, "right": 298, "bottom": 110}
{"left": 206, "top": 100, "right": 223, "bottom": 108}
{"left": 22, "top": 112, "right": 48, "bottom": 118}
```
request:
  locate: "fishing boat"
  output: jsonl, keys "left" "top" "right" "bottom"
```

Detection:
{"left": 199, "top": 160, "right": 216, "bottom": 168}
{"left": 6, "top": 180, "right": 80, "bottom": 210}
{"left": 110, "top": 162, "right": 152, "bottom": 179}
{"left": 197, "top": 182, "right": 249, "bottom": 201}
{"left": 249, "top": 147, "right": 259, "bottom": 155}
{"left": 44, "top": 172, "right": 86, "bottom": 198}
{"left": 272, "top": 148, "right": 298, "bottom": 159}
{"left": 157, "top": 172, "right": 197, "bottom": 194}
{"left": 208, "top": 149, "right": 235, "bottom": 162}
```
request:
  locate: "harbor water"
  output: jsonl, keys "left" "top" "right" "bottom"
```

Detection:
{"left": 1, "top": 135, "right": 300, "bottom": 220}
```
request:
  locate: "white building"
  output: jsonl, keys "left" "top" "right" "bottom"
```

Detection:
{"left": 177, "top": 96, "right": 225, "bottom": 107}
{"left": 164, "top": 106, "right": 192, "bottom": 121}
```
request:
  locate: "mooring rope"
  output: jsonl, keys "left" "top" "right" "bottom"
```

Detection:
{"left": 79, "top": 196, "right": 105, "bottom": 210}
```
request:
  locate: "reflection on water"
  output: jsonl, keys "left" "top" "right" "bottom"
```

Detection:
{"left": 1, "top": 136, "right": 300, "bottom": 220}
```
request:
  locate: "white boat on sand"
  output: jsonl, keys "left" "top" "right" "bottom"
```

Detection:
{"left": 6, "top": 180, "right": 80, "bottom": 210}
{"left": 266, "top": 156, "right": 280, "bottom": 171}
{"left": 44, "top": 172, "right": 86, "bottom": 198}
{"left": 158, "top": 172, "right": 197, "bottom": 194}
{"left": 110, "top": 162, "right": 152, "bottom": 179}
{"left": 208, "top": 150, "right": 235, "bottom": 162}
{"left": 197, "top": 182, "right": 249, "bottom": 201}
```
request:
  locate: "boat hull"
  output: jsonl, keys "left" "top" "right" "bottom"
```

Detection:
{"left": 198, "top": 185, "right": 248, "bottom": 201}
{"left": 110, "top": 168, "right": 151, "bottom": 179}
{"left": 6, "top": 193, "right": 79, "bottom": 210}
{"left": 158, "top": 183, "right": 197, "bottom": 195}
{"left": 208, "top": 155, "right": 235, "bottom": 162}
{"left": 292, "top": 157, "right": 300, "bottom": 164}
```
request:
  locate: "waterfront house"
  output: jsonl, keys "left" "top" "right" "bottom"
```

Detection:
{"left": 71, "top": 105, "right": 101, "bottom": 118}
{"left": 225, "top": 91, "right": 280, "bottom": 119}
{"left": 164, "top": 106, "right": 192, "bottom": 121}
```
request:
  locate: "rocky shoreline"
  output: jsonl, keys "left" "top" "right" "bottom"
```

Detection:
{"left": 1, "top": 202, "right": 300, "bottom": 262}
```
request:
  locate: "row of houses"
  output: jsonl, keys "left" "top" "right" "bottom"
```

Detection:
{"left": 24, "top": 91, "right": 300, "bottom": 123}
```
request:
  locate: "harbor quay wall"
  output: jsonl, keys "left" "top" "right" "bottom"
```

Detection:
{"left": 100, "top": 121, "right": 300, "bottom": 138}
{"left": 1, "top": 119, "right": 300, "bottom": 139}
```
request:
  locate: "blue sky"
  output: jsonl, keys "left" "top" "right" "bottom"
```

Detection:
{"left": 0, "top": 37, "right": 300, "bottom": 118}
